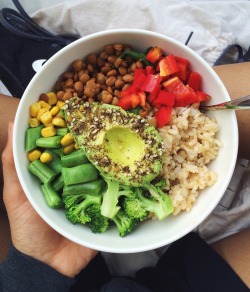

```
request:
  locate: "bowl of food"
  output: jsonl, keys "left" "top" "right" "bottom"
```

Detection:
{"left": 13, "top": 29, "right": 238, "bottom": 253}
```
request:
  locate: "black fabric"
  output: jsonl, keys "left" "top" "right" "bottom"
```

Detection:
{"left": 0, "top": 245, "right": 75, "bottom": 292}
{"left": 136, "top": 232, "right": 249, "bottom": 292}
{"left": 69, "top": 232, "right": 250, "bottom": 292}
{"left": 69, "top": 252, "right": 112, "bottom": 292}
{"left": 0, "top": 233, "right": 249, "bottom": 292}
{"left": 0, "top": 0, "right": 78, "bottom": 98}
{"left": 69, "top": 253, "right": 152, "bottom": 292}
{"left": 98, "top": 277, "right": 152, "bottom": 292}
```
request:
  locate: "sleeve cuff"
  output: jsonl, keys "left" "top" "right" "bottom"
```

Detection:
{"left": 0, "top": 244, "right": 75, "bottom": 292}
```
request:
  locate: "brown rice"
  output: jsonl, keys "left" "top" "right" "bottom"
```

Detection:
{"left": 158, "top": 105, "right": 222, "bottom": 215}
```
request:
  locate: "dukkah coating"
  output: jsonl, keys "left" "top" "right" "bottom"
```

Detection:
{"left": 64, "top": 97, "right": 164, "bottom": 186}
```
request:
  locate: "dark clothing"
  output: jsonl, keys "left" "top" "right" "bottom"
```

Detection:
{"left": 0, "top": 232, "right": 248, "bottom": 292}
{"left": 0, "top": 245, "right": 74, "bottom": 292}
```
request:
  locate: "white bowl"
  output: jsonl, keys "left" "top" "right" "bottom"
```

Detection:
{"left": 13, "top": 29, "right": 238, "bottom": 253}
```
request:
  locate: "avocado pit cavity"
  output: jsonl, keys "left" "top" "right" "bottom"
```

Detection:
{"left": 103, "top": 126, "right": 145, "bottom": 171}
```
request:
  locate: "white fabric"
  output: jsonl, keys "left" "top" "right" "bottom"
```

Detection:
{"left": 30, "top": 0, "right": 250, "bottom": 66}
{"left": 197, "top": 158, "right": 250, "bottom": 244}
{"left": 1, "top": 0, "right": 250, "bottom": 277}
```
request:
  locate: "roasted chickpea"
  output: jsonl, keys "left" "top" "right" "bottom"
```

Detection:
{"left": 87, "top": 53, "right": 97, "bottom": 65}
{"left": 105, "top": 45, "right": 114, "bottom": 55}
{"left": 54, "top": 44, "right": 146, "bottom": 106}
{"left": 111, "top": 96, "right": 120, "bottom": 106}
{"left": 72, "top": 59, "right": 83, "bottom": 71}
{"left": 101, "top": 90, "right": 113, "bottom": 104}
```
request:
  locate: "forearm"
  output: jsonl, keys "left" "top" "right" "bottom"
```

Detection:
{"left": 213, "top": 63, "right": 250, "bottom": 160}
{"left": 0, "top": 245, "right": 75, "bottom": 292}
{"left": 0, "top": 94, "right": 19, "bottom": 185}
{"left": 0, "top": 94, "right": 19, "bottom": 212}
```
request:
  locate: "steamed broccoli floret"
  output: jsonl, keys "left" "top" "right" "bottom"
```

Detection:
{"left": 62, "top": 176, "right": 173, "bottom": 236}
{"left": 65, "top": 193, "right": 102, "bottom": 224}
{"left": 143, "top": 182, "right": 173, "bottom": 220}
{"left": 100, "top": 177, "right": 132, "bottom": 219}
{"left": 122, "top": 188, "right": 149, "bottom": 221}
{"left": 62, "top": 193, "right": 86, "bottom": 209}
{"left": 86, "top": 204, "right": 110, "bottom": 233}
{"left": 113, "top": 210, "right": 138, "bottom": 237}
{"left": 123, "top": 181, "right": 173, "bottom": 221}
{"left": 63, "top": 192, "right": 109, "bottom": 233}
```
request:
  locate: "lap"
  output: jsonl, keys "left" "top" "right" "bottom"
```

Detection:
{"left": 136, "top": 232, "right": 249, "bottom": 292}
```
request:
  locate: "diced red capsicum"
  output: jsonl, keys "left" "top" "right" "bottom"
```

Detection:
{"left": 155, "top": 106, "right": 172, "bottom": 128}
{"left": 141, "top": 74, "right": 162, "bottom": 95}
{"left": 118, "top": 48, "right": 212, "bottom": 128}
{"left": 152, "top": 90, "right": 175, "bottom": 109}
{"left": 159, "top": 54, "right": 180, "bottom": 77}
{"left": 174, "top": 56, "right": 189, "bottom": 82}
{"left": 145, "top": 46, "right": 163, "bottom": 63}
{"left": 155, "top": 56, "right": 164, "bottom": 72}
{"left": 118, "top": 93, "right": 140, "bottom": 110}
{"left": 188, "top": 71, "right": 202, "bottom": 91}
{"left": 118, "top": 88, "right": 146, "bottom": 110}
{"left": 145, "top": 66, "right": 155, "bottom": 75}
{"left": 163, "top": 77, "right": 197, "bottom": 107}
{"left": 133, "top": 69, "right": 147, "bottom": 90}
{"left": 147, "top": 91, "right": 159, "bottom": 104}
{"left": 137, "top": 91, "right": 146, "bottom": 107}
{"left": 195, "top": 91, "right": 211, "bottom": 103}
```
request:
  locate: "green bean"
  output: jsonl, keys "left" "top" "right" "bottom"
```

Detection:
{"left": 25, "top": 125, "right": 44, "bottom": 151}
{"left": 28, "top": 160, "right": 57, "bottom": 184}
{"left": 45, "top": 149, "right": 62, "bottom": 174}
{"left": 56, "top": 128, "right": 69, "bottom": 136}
{"left": 52, "top": 148, "right": 64, "bottom": 157}
{"left": 41, "top": 183, "right": 64, "bottom": 209}
{"left": 36, "top": 136, "right": 62, "bottom": 148}
{"left": 63, "top": 179, "right": 105, "bottom": 196}
{"left": 61, "top": 149, "right": 89, "bottom": 167}
{"left": 52, "top": 174, "right": 65, "bottom": 192}
{"left": 62, "top": 163, "right": 98, "bottom": 186}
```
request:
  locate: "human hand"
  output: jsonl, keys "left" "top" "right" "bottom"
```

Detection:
{"left": 2, "top": 122, "right": 98, "bottom": 278}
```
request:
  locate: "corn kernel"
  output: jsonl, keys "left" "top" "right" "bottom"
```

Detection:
{"left": 37, "top": 108, "right": 49, "bottom": 121}
{"left": 40, "top": 152, "right": 53, "bottom": 163}
{"left": 63, "top": 143, "right": 75, "bottom": 155}
{"left": 40, "top": 111, "right": 53, "bottom": 125}
{"left": 50, "top": 106, "right": 60, "bottom": 116}
{"left": 41, "top": 126, "right": 56, "bottom": 137}
{"left": 30, "top": 102, "right": 41, "bottom": 118}
{"left": 43, "top": 122, "right": 54, "bottom": 127}
{"left": 28, "top": 149, "right": 42, "bottom": 161}
{"left": 29, "top": 118, "right": 41, "bottom": 127}
{"left": 61, "top": 133, "right": 74, "bottom": 146}
{"left": 56, "top": 100, "right": 66, "bottom": 109}
{"left": 46, "top": 92, "right": 58, "bottom": 105}
{"left": 52, "top": 117, "right": 67, "bottom": 127}
{"left": 38, "top": 100, "right": 51, "bottom": 110}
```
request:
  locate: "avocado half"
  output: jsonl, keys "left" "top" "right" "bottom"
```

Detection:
{"left": 64, "top": 98, "right": 164, "bottom": 187}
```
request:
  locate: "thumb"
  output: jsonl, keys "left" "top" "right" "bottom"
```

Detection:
{"left": 2, "top": 122, "right": 14, "bottom": 177}
{"left": 2, "top": 122, "right": 27, "bottom": 209}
